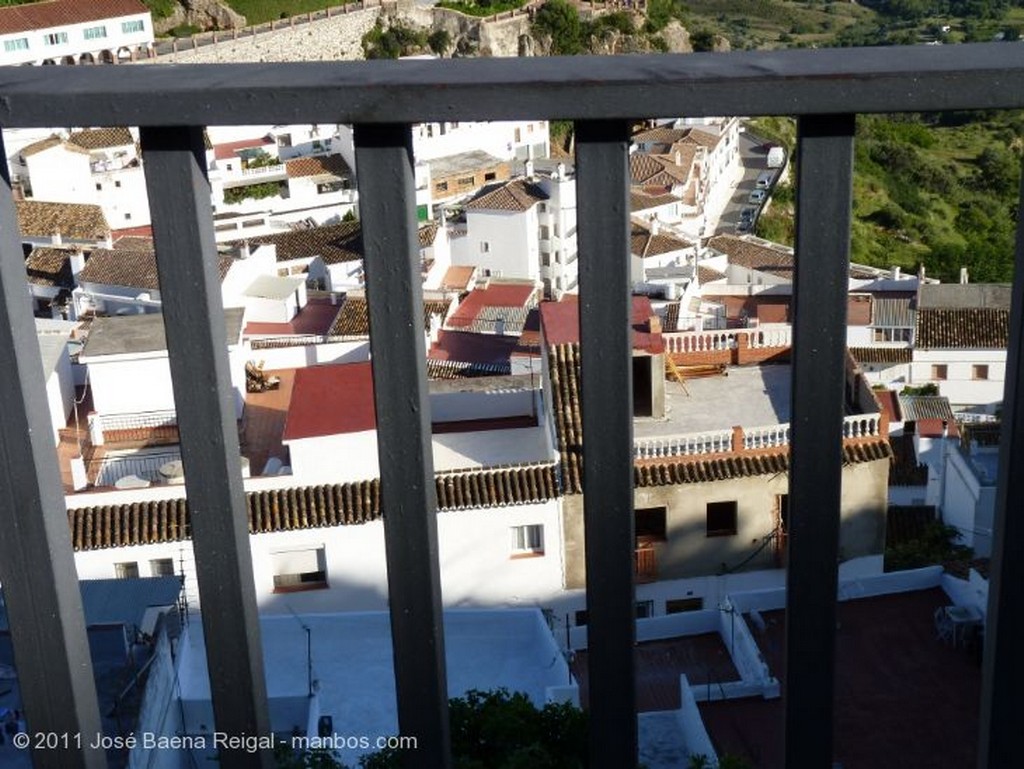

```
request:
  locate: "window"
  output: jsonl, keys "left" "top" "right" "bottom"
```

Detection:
{"left": 114, "top": 180, "right": 121, "bottom": 188}
{"left": 514, "top": 128, "right": 521, "bottom": 143}
{"left": 574, "top": 610, "right": 589, "bottom": 627}
{"left": 931, "top": 364, "right": 948, "bottom": 380}
{"left": 484, "top": 172, "right": 497, "bottom": 181}
{"left": 635, "top": 507, "right": 667, "bottom": 542}
{"left": 480, "top": 241, "right": 490, "bottom": 254}
{"left": 122, "top": 20, "right": 145, "bottom": 34}
{"left": 706, "top": 501, "right": 738, "bottom": 537}
{"left": 124, "top": 213, "right": 132, "bottom": 221}
{"left": 541, "top": 253, "right": 550, "bottom": 267}
{"left": 973, "top": 364, "right": 989, "bottom": 380}
{"left": 43, "top": 32, "right": 68, "bottom": 46}
{"left": 666, "top": 597, "right": 704, "bottom": 614}
{"left": 4, "top": 38, "right": 29, "bottom": 53}
{"left": 271, "top": 547, "right": 327, "bottom": 592}
{"left": 115, "top": 562, "right": 139, "bottom": 579}
{"left": 95, "top": 183, "right": 102, "bottom": 191}
{"left": 150, "top": 558, "right": 174, "bottom": 577}
{"left": 457, "top": 176, "right": 475, "bottom": 186}
{"left": 84, "top": 26, "right": 107, "bottom": 40}
{"left": 510, "top": 524, "right": 544, "bottom": 556}
{"left": 635, "top": 600, "right": 654, "bottom": 619}
{"left": 435, "top": 181, "right": 448, "bottom": 193}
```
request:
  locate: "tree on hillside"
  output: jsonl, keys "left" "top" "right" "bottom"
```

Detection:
{"left": 533, "top": 0, "right": 585, "bottom": 55}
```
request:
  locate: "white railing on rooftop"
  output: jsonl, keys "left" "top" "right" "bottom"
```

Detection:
{"left": 663, "top": 325, "right": 792, "bottom": 354}
{"left": 635, "top": 412, "right": 883, "bottom": 460}
{"left": 237, "top": 163, "right": 286, "bottom": 179}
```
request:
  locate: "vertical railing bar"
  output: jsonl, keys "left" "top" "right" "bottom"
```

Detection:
{"left": 575, "top": 118, "right": 637, "bottom": 769}
{"left": 978, "top": 161, "right": 1024, "bottom": 768}
{"left": 0, "top": 133, "right": 106, "bottom": 769}
{"left": 784, "top": 113, "right": 855, "bottom": 768}
{"left": 139, "top": 126, "right": 273, "bottom": 769}
{"left": 353, "top": 122, "right": 452, "bottom": 769}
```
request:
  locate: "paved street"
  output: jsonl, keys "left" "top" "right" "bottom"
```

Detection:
{"left": 716, "top": 129, "right": 783, "bottom": 236}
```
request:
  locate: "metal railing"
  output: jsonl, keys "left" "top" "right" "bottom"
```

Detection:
{"left": 0, "top": 44, "right": 1022, "bottom": 769}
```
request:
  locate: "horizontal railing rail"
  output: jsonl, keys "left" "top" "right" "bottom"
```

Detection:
{"left": 0, "top": 42, "right": 1020, "bottom": 769}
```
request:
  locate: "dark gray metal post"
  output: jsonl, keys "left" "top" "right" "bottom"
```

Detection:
{"left": 0, "top": 134, "right": 106, "bottom": 769}
{"left": 139, "top": 126, "right": 273, "bottom": 769}
{"left": 784, "top": 113, "right": 855, "bottom": 768}
{"left": 978, "top": 162, "right": 1024, "bottom": 768}
{"left": 575, "top": 119, "right": 637, "bottom": 769}
{"left": 353, "top": 123, "right": 452, "bottom": 769}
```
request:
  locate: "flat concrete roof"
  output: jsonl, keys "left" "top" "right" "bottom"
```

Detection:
{"left": 36, "top": 331, "right": 68, "bottom": 378}
{"left": 80, "top": 307, "right": 246, "bottom": 359}
{"left": 635, "top": 364, "right": 791, "bottom": 439}
{"left": 432, "top": 424, "right": 551, "bottom": 471}
{"left": 244, "top": 273, "right": 304, "bottom": 301}
{"left": 427, "top": 149, "right": 505, "bottom": 177}
{"left": 178, "top": 609, "right": 570, "bottom": 764}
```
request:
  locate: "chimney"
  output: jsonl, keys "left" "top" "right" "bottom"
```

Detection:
{"left": 556, "top": 162, "right": 566, "bottom": 180}
{"left": 494, "top": 316, "right": 506, "bottom": 336}
{"left": 650, "top": 218, "right": 660, "bottom": 236}
{"left": 429, "top": 312, "right": 442, "bottom": 343}
{"left": 51, "top": 230, "right": 62, "bottom": 246}
{"left": 69, "top": 250, "right": 86, "bottom": 279}
{"left": 240, "top": 240, "right": 251, "bottom": 259}
{"left": 674, "top": 150, "right": 682, "bottom": 166}
{"left": 649, "top": 314, "right": 662, "bottom": 334}
{"left": 892, "top": 266, "right": 901, "bottom": 280}
{"left": 524, "top": 160, "right": 534, "bottom": 179}
{"left": 960, "top": 267, "right": 969, "bottom": 284}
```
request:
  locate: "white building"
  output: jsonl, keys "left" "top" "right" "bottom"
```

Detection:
{"left": 0, "top": 0, "right": 153, "bottom": 66}
{"left": 910, "top": 283, "right": 1009, "bottom": 410}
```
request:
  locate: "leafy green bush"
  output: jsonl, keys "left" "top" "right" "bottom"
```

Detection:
{"left": 437, "top": 0, "right": 527, "bottom": 17}
{"left": 533, "top": 0, "right": 585, "bottom": 54}
{"left": 886, "top": 520, "right": 973, "bottom": 572}
{"left": 361, "top": 20, "right": 429, "bottom": 59}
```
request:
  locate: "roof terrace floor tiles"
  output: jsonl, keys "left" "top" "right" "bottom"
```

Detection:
{"left": 699, "top": 587, "right": 980, "bottom": 769}
{"left": 634, "top": 364, "right": 792, "bottom": 440}
{"left": 241, "top": 367, "right": 296, "bottom": 476}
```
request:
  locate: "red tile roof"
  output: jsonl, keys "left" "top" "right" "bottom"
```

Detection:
{"left": 0, "top": 0, "right": 148, "bottom": 35}
{"left": 282, "top": 362, "right": 376, "bottom": 441}
{"left": 285, "top": 154, "right": 351, "bottom": 179}
{"left": 465, "top": 179, "right": 548, "bottom": 212}
{"left": 539, "top": 297, "right": 664, "bottom": 354}
{"left": 213, "top": 136, "right": 274, "bottom": 161}
{"left": 447, "top": 281, "right": 537, "bottom": 329}
{"left": 429, "top": 330, "right": 521, "bottom": 367}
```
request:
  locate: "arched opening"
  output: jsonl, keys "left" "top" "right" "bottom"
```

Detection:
{"left": 61, "top": 55, "right": 76, "bottom": 65}
{"left": 100, "top": 49, "right": 115, "bottom": 64}
{"left": 80, "top": 52, "right": 96, "bottom": 65}
{"left": 41, "top": 59, "right": 56, "bottom": 66}
{"left": 116, "top": 46, "right": 132, "bottom": 62}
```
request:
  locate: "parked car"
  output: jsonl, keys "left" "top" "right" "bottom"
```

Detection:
{"left": 749, "top": 189, "right": 767, "bottom": 204}
{"left": 740, "top": 206, "right": 757, "bottom": 222}
{"left": 756, "top": 171, "right": 775, "bottom": 189}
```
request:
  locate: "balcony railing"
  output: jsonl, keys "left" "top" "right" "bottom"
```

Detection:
{"left": 633, "top": 413, "right": 885, "bottom": 458}
{"left": 0, "top": 44, "right": 1023, "bottom": 769}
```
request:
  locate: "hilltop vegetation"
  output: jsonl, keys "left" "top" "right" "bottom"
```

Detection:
{"left": 753, "top": 111, "right": 1023, "bottom": 283}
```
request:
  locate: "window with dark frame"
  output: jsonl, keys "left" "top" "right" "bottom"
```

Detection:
{"left": 932, "top": 364, "right": 948, "bottom": 380}
{"left": 635, "top": 506, "right": 667, "bottom": 542}
{"left": 115, "top": 561, "right": 139, "bottom": 579}
{"left": 666, "top": 597, "right": 704, "bottom": 614}
{"left": 706, "top": 501, "right": 738, "bottom": 537}
{"left": 150, "top": 558, "right": 174, "bottom": 577}
{"left": 973, "top": 364, "right": 989, "bottom": 380}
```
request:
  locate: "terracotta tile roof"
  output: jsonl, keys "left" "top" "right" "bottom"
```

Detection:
{"left": 67, "top": 461, "right": 560, "bottom": 551}
{"left": 425, "top": 359, "right": 512, "bottom": 379}
{"left": 915, "top": 308, "right": 1009, "bottom": 349}
{"left": 284, "top": 154, "right": 351, "bottom": 179}
{"left": 629, "top": 152, "right": 692, "bottom": 187}
{"left": 697, "top": 264, "right": 726, "bottom": 284}
{"left": 111, "top": 235, "right": 154, "bottom": 251}
{"left": 329, "top": 294, "right": 369, "bottom": 337}
{"left": 447, "top": 281, "right": 538, "bottom": 331}
{"left": 634, "top": 441, "right": 892, "bottom": 488}
{"left": 79, "top": 248, "right": 233, "bottom": 291}
{"left": 68, "top": 127, "right": 135, "bottom": 151}
{"left": 889, "top": 434, "right": 928, "bottom": 486}
{"left": 418, "top": 223, "right": 440, "bottom": 249}
{"left": 548, "top": 342, "right": 891, "bottom": 494}
{"left": 16, "top": 200, "right": 109, "bottom": 241}
{"left": 240, "top": 222, "right": 363, "bottom": 266}
{"left": 886, "top": 505, "right": 936, "bottom": 549}
{"left": 465, "top": 179, "right": 548, "bottom": 212}
{"left": 631, "top": 223, "right": 692, "bottom": 258}
{"left": 21, "top": 135, "right": 90, "bottom": 158}
{"left": 849, "top": 347, "right": 912, "bottom": 364}
{"left": 630, "top": 191, "right": 682, "bottom": 212}
{"left": 0, "top": 0, "right": 148, "bottom": 35}
{"left": 707, "top": 234, "right": 794, "bottom": 279}
{"left": 24, "top": 246, "right": 78, "bottom": 289}
{"left": 663, "top": 301, "right": 681, "bottom": 332}
{"left": 633, "top": 126, "right": 691, "bottom": 145}
{"left": 329, "top": 294, "right": 445, "bottom": 337}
